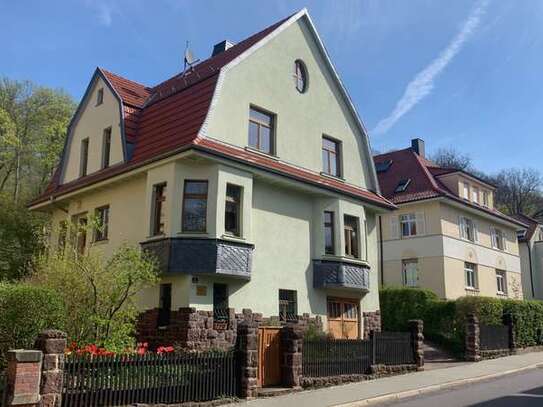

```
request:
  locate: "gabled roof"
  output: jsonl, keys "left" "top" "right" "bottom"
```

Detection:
{"left": 373, "top": 148, "right": 527, "bottom": 227}
{"left": 30, "top": 10, "right": 393, "bottom": 211}
{"left": 513, "top": 213, "right": 541, "bottom": 241}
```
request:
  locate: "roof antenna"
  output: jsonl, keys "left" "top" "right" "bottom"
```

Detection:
{"left": 183, "top": 41, "right": 200, "bottom": 74}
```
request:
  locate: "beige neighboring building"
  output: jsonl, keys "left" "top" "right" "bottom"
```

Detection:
{"left": 515, "top": 214, "right": 543, "bottom": 300}
{"left": 374, "top": 139, "right": 527, "bottom": 300}
{"left": 29, "top": 10, "right": 395, "bottom": 341}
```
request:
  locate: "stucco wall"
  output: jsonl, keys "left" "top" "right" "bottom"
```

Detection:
{"left": 380, "top": 200, "right": 442, "bottom": 241}
{"left": 203, "top": 18, "right": 376, "bottom": 191}
{"left": 62, "top": 76, "right": 124, "bottom": 183}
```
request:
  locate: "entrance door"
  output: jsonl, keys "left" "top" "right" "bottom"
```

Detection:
{"left": 213, "top": 283, "right": 228, "bottom": 320}
{"left": 258, "top": 327, "right": 282, "bottom": 387}
{"left": 327, "top": 298, "right": 360, "bottom": 339}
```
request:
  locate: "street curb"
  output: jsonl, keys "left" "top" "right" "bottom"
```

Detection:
{"left": 333, "top": 362, "right": 543, "bottom": 406}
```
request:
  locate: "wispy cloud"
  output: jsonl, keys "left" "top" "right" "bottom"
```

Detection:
{"left": 84, "top": 0, "right": 119, "bottom": 26}
{"left": 372, "top": 0, "right": 490, "bottom": 135}
{"left": 321, "top": 0, "right": 364, "bottom": 40}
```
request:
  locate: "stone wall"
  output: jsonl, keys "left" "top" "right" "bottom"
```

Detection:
{"left": 136, "top": 308, "right": 322, "bottom": 351}
{"left": 362, "top": 311, "right": 381, "bottom": 339}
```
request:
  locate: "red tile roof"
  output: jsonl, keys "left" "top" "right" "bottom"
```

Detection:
{"left": 374, "top": 148, "right": 527, "bottom": 227}
{"left": 513, "top": 213, "right": 541, "bottom": 241}
{"left": 30, "top": 12, "right": 393, "bottom": 211}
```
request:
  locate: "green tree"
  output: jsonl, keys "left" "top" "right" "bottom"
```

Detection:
{"left": 31, "top": 221, "right": 159, "bottom": 350}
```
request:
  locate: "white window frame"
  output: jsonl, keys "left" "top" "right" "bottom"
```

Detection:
{"left": 465, "top": 262, "right": 477, "bottom": 289}
{"left": 496, "top": 270, "right": 507, "bottom": 294}
{"left": 482, "top": 191, "right": 489, "bottom": 207}
{"left": 472, "top": 187, "right": 479, "bottom": 204}
{"left": 463, "top": 182, "right": 470, "bottom": 199}
{"left": 460, "top": 217, "right": 476, "bottom": 242}
{"left": 400, "top": 213, "right": 417, "bottom": 238}
{"left": 491, "top": 228, "right": 505, "bottom": 251}
{"left": 402, "top": 259, "right": 419, "bottom": 287}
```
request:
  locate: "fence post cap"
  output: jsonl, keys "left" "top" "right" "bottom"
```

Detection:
{"left": 7, "top": 349, "right": 43, "bottom": 363}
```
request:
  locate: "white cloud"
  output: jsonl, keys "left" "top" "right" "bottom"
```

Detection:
{"left": 84, "top": 0, "right": 119, "bottom": 26}
{"left": 372, "top": 0, "right": 490, "bottom": 136}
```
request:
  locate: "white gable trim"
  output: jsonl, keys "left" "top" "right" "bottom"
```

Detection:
{"left": 57, "top": 68, "right": 128, "bottom": 184}
{"left": 198, "top": 9, "right": 381, "bottom": 194}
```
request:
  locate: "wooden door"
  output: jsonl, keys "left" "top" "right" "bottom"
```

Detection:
{"left": 327, "top": 298, "right": 360, "bottom": 339}
{"left": 258, "top": 327, "right": 282, "bottom": 387}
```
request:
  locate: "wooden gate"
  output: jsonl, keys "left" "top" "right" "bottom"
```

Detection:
{"left": 327, "top": 298, "right": 360, "bottom": 339}
{"left": 258, "top": 327, "right": 282, "bottom": 387}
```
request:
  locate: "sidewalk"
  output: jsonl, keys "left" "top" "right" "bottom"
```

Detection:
{"left": 236, "top": 352, "right": 543, "bottom": 407}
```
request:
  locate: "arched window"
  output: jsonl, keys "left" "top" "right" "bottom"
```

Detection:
{"left": 293, "top": 60, "right": 308, "bottom": 93}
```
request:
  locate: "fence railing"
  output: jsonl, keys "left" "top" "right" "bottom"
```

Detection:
{"left": 480, "top": 324, "right": 510, "bottom": 351}
{"left": 303, "top": 331, "right": 415, "bottom": 378}
{"left": 0, "top": 370, "right": 6, "bottom": 407}
{"left": 62, "top": 351, "right": 238, "bottom": 407}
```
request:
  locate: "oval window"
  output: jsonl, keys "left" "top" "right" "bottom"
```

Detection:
{"left": 294, "top": 60, "right": 308, "bottom": 93}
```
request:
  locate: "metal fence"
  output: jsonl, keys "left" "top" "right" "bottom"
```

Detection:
{"left": 480, "top": 324, "right": 510, "bottom": 351}
{"left": 62, "top": 351, "right": 239, "bottom": 407}
{"left": 0, "top": 370, "right": 6, "bottom": 407}
{"left": 303, "top": 331, "right": 415, "bottom": 378}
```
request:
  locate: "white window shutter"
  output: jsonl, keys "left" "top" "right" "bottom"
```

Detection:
{"left": 416, "top": 212, "right": 426, "bottom": 236}
{"left": 390, "top": 216, "right": 399, "bottom": 239}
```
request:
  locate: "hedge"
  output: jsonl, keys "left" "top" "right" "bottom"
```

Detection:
{"left": 379, "top": 287, "right": 543, "bottom": 355}
{"left": 0, "top": 283, "right": 66, "bottom": 369}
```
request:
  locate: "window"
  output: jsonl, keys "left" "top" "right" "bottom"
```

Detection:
{"left": 491, "top": 228, "right": 505, "bottom": 250}
{"left": 80, "top": 138, "right": 89, "bottom": 177}
{"left": 344, "top": 215, "right": 359, "bottom": 258}
{"left": 482, "top": 191, "right": 489, "bottom": 207}
{"left": 375, "top": 159, "right": 393, "bottom": 173}
{"left": 400, "top": 213, "right": 417, "bottom": 237}
{"left": 324, "top": 211, "right": 335, "bottom": 255}
{"left": 322, "top": 136, "right": 341, "bottom": 177}
{"left": 463, "top": 182, "right": 470, "bottom": 199}
{"left": 94, "top": 206, "right": 109, "bottom": 241}
{"left": 395, "top": 179, "right": 411, "bottom": 193}
{"left": 151, "top": 183, "right": 166, "bottom": 236}
{"left": 158, "top": 283, "right": 172, "bottom": 327}
{"left": 96, "top": 88, "right": 104, "bottom": 106}
{"left": 293, "top": 60, "right": 308, "bottom": 93}
{"left": 279, "top": 289, "right": 297, "bottom": 321}
{"left": 213, "top": 283, "right": 229, "bottom": 321}
{"left": 460, "top": 217, "right": 476, "bottom": 242}
{"left": 496, "top": 270, "right": 507, "bottom": 294}
{"left": 74, "top": 215, "right": 88, "bottom": 254}
{"left": 472, "top": 187, "right": 479, "bottom": 204}
{"left": 248, "top": 107, "right": 274, "bottom": 154}
{"left": 58, "top": 220, "right": 67, "bottom": 250}
{"left": 465, "top": 262, "right": 477, "bottom": 289}
{"left": 225, "top": 184, "right": 241, "bottom": 236}
{"left": 182, "top": 180, "right": 208, "bottom": 233}
{"left": 402, "top": 259, "right": 419, "bottom": 287}
{"left": 101, "top": 128, "right": 112, "bottom": 169}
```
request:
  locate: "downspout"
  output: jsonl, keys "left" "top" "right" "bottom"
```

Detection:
{"left": 379, "top": 216, "right": 384, "bottom": 287}
{"left": 527, "top": 241, "right": 535, "bottom": 298}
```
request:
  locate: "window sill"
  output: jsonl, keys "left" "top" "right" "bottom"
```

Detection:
{"left": 144, "top": 234, "right": 166, "bottom": 242}
{"left": 221, "top": 234, "right": 248, "bottom": 243}
{"left": 497, "top": 291, "right": 508, "bottom": 297}
{"left": 176, "top": 232, "right": 209, "bottom": 238}
{"left": 322, "top": 254, "right": 369, "bottom": 267}
{"left": 244, "top": 146, "right": 280, "bottom": 160}
{"left": 92, "top": 239, "right": 109, "bottom": 246}
{"left": 465, "top": 287, "right": 480, "bottom": 292}
{"left": 319, "top": 172, "right": 345, "bottom": 182}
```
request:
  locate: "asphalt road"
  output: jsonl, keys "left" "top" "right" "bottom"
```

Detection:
{"left": 379, "top": 367, "right": 543, "bottom": 406}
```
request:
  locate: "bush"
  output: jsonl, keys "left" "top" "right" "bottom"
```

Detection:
{"left": 0, "top": 283, "right": 66, "bottom": 368}
{"left": 379, "top": 287, "right": 438, "bottom": 331}
{"left": 502, "top": 300, "right": 543, "bottom": 347}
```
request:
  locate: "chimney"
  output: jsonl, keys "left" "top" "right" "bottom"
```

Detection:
{"left": 411, "top": 138, "right": 425, "bottom": 157}
{"left": 212, "top": 40, "right": 234, "bottom": 57}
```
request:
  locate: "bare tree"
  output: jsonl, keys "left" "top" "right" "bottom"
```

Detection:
{"left": 491, "top": 168, "right": 542, "bottom": 217}
{"left": 430, "top": 148, "right": 474, "bottom": 171}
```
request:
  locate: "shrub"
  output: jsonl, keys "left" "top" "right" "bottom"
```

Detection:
{"left": 379, "top": 287, "right": 438, "bottom": 331}
{"left": 0, "top": 283, "right": 66, "bottom": 368}
{"left": 502, "top": 299, "right": 543, "bottom": 347}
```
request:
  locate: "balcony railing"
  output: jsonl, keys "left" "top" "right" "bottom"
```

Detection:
{"left": 141, "top": 238, "right": 253, "bottom": 280}
{"left": 313, "top": 260, "right": 370, "bottom": 291}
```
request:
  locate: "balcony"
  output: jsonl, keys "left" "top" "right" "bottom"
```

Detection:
{"left": 313, "top": 260, "right": 370, "bottom": 292}
{"left": 141, "top": 237, "right": 253, "bottom": 280}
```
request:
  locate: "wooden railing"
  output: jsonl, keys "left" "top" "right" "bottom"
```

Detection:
{"left": 62, "top": 351, "right": 238, "bottom": 406}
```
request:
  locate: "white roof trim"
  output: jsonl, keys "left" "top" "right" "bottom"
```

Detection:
{"left": 197, "top": 8, "right": 382, "bottom": 194}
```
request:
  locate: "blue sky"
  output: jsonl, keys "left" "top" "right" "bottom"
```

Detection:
{"left": 2, "top": 0, "right": 542, "bottom": 174}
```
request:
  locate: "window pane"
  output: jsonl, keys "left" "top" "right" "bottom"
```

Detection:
{"left": 322, "top": 150, "right": 330, "bottom": 173}
{"left": 184, "top": 181, "right": 208, "bottom": 195}
{"left": 183, "top": 198, "right": 207, "bottom": 232}
{"left": 248, "top": 121, "right": 259, "bottom": 149}
{"left": 250, "top": 108, "right": 272, "bottom": 125}
{"left": 260, "top": 126, "right": 271, "bottom": 153}
{"left": 329, "top": 154, "right": 337, "bottom": 176}
{"left": 322, "top": 138, "right": 336, "bottom": 151}
{"left": 327, "top": 301, "right": 341, "bottom": 319}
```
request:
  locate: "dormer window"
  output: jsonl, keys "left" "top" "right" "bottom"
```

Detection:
{"left": 472, "top": 187, "right": 479, "bottom": 204}
{"left": 375, "top": 160, "right": 393, "bottom": 173}
{"left": 395, "top": 179, "right": 411, "bottom": 193}
{"left": 96, "top": 88, "right": 104, "bottom": 106}
{"left": 482, "top": 191, "right": 489, "bottom": 207}
{"left": 463, "top": 182, "right": 469, "bottom": 199}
